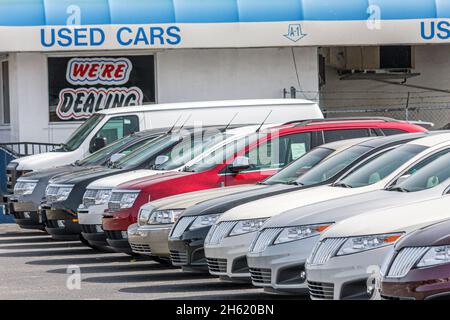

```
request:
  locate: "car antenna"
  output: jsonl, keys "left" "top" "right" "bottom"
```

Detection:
{"left": 256, "top": 110, "right": 273, "bottom": 132}
{"left": 167, "top": 115, "right": 183, "bottom": 134}
{"left": 224, "top": 112, "right": 239, "bottom": 131}
{"left": 176, "top": 114, "right": 193, "bottom": 132}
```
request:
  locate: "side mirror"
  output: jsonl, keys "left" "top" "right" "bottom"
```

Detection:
{"left": 155, "top": 155, "right": 170, "bottom": 167}
{"left": 109, "top": 153, "right": 125, "bottom": 163}
{"left": 229, "top": 156, "right": 251, "bottom": 173}
{"left": 396, "top": 174, "right": 412, "bottom": 186}
{"left": 90, "top": 137, "right": 107, "bottom": 153}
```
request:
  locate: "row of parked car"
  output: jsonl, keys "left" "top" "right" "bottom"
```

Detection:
{"left": 4, "top": 99, "right": 450, "bottom": 300}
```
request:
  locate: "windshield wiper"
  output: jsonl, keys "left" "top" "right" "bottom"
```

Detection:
{"left": 285, "top": 180, "right": 304, "bottom": 186}
{"left": 333, "top": 182, "right": 353, "bottom": 188}
{"left": 386, "top": 186, "right": 410, "bottom": 193}
{"left": 182, "top": 166, "right": 196, "bottom": 173}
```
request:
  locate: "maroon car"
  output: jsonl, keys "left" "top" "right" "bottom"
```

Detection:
{"left": 380, "top": 218, "right": 450, "bottom": 300}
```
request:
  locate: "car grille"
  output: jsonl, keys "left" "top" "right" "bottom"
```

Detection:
{"left": 249, "top": 268, "right": 272, "bottom": 284}
{"left": 205, "top": 221, "right": 236, "bottom": 245}
{"left": 207, "top": 258, "right": 227, "bottom": 273}
{"left": 249, "top": 228, "right": 282, "bottom": 253}
{"left": 108, "top": 192, "right": 123, "bottom": 213}
{"left": 308, "top": 281, "right": 335, "bottom": 300}
{"left": 105, "top": 230, "right": 123, "bottom": 240}
{"left": 46, "top": 220, "right": 61, "bottom": 229}
{"left": 80, "top": 224, "right": 101, "bottom": 234}
{"left": 130, "top": 243, "right": 152, "bottom": 254}
{"left": 82, "top": 189, "right": 98, "bottom": 208}
{"left": 386, "top": 247, "right": 429, "bottom": 278}
{"left": 309, "top": 238, "right": 347, "bottom": 266}
{"left": 170, "top": 250, "right": 189, "bottom": 265}
{"left": 170, "top": 216, "right": 196, "bottom": 239}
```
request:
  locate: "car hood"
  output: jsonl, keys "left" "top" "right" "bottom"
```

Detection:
{"left": 20, "top": 165, "right": 87, "bottom": 181}
{"left": 117, "top": 171, "right": 194, "bottom": 190}
{"left": 49, "top": 166, "right": 116, "bottom": 185}
{"left": 87, "top": 170, "right": 163, "bottom": 189}
{"left": 264, "top": 188, "right": 441, "bottom": 229}
{"left": 150, "top": 185, "right": 259, "bottom": 211}
{"left": 218, "top": 185, "right": 365, "bottom": 222}
{"left": 395, "top": 218, "right": 450, "bottom": 249}
{"left": 180, "top": 183, "right": 296, "bottom": 217}
{"left": 12, "top": 151, "right": 77, "bottom": 171}
{"left": 322, "top": 196, "right": 450, "bottom": 239}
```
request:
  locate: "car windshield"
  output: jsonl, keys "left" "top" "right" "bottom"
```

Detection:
{"left": 296, "top": 145, "right": 373, "bottom": 186}
{"left": 76, "top": 134, "right": 138, "bottom": 166}
{"left": 184, "top": 133, "right": 264, "bottom": 173}
{"left": 337, "top": 144, "right": 427, "bottom": 188}
{"left": 263, "top": 147, "right": 334, "bottom": 185}
{"left": 62, "top": 114, "right": 105, "bottom": 151}
{"left": 157, "top": 132, "right": 232, "bottom": 171}
{"left": 113, "top": 133, "right": 182, "bottom": 170}
{"left": 393, "top": 152, "right": 450, "bottom": 192}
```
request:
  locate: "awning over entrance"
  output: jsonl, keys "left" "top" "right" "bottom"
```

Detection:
{"left": 1, "top": 0, "right": 450, "bottom": 51}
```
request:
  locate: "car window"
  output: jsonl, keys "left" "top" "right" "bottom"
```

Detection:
{"left": 158, "top": 132, "right": 231, "bottom": 171}
{"left": 63, "top": 114, "right": 105, "bottom": 151}
{"left": 264, "top": 147, "right": 334, "bottom": 185}
{"left": 338, "top": 144, "right": 427, "bottom": 188}
{"left": 382, "top": 128, "right": 407, "bottom": 136}
{"left": 323, "top": 129, "right": 370, "bottom": 143}
{"left": 77, "top": 134, "right": 137, "bottom": 166}
{"left": 185, "top": 133, "right": 262, "bottom": 173}
{"left": 241, "top": 132, "right": 312, "bottom": 172}
{"left": 395, "top": 150, "right": 450, "bottom": 192}
{"left": 95, "top": 115, "right": 139, "bottom": 146}
{"left": 296, "top": 145, "right": 373, "bottom": 186}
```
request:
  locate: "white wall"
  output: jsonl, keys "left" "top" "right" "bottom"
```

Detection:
{"left": 1, "top": 47, "right": 319, "bottom": 144}
{"left": 321, "top": 45, "right": 450, "bottom": 128}
{"left": 157, "top": 47, "right": 319, "bottom": 102}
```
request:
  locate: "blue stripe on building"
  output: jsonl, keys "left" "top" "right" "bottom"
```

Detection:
{"left": 1, "top": 0, "right": 450, "bottom": 26}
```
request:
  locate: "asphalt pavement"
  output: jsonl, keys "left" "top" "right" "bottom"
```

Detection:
{"left": 0, "top": 224, "right": 307, "bottom": 300}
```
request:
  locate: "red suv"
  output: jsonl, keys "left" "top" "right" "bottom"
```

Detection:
{"left": 102, "top": 119, "right": 427, "bottom": 254}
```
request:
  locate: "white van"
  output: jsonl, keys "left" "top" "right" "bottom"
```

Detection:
{"left": 8, "top": 99, "right": 322, "bottom": 174}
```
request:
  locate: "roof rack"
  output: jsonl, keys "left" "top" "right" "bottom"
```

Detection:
{"left": 282, "top": 117, "right": 399, "bottom": 127}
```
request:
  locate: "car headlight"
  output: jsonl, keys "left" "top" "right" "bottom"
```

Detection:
{"left": 229, "top": 218, "right": 268, "bottom": 237}
{"left": 336, "top": 233, "right": 403, "bottom": 256}
{"left": 116, "top": 192, "right": 139, "bottom": 209}
{"left": 417, "top": 246, "right": 450, "bottom": 268}
{"left": 138, "top": 208, "right": 152, "bottom": 225}
{"left": 147, "top": 209, "right": 184, "bottom": 225}
{"left": 14, "top": 180, "right": 38, "bottom": 195}
{"left": 273, "top": 223, "right": 333, "bottom": 245}
{"left": 46, "top": 185, "right": 74, "bottom": 203}
{"left": 95, "top": 189, "right": 112, "bottom": 205}
{"left": 189, "top": 214, "right": 222, "bottom": 230}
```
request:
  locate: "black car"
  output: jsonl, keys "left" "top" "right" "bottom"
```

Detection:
{"left": 9, "top": 128, "right": 166, "bottom": 231}
{"left": 41, "top": 126, "right": 229, "bottom": 247}
{"left": 167, "top": 132, "right": 429, "bottom": 272}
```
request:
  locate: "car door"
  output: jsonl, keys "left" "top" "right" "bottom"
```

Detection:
{"left": 223, "top": 132, "right": 313, "bottom": 186}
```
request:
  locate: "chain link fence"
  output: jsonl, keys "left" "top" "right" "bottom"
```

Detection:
{"left": 284, "top": 88, "right": 450, "bottom": 130}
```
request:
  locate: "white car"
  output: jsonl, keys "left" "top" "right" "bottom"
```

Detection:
{"left": 127, "top": 185, "right": 260, "bottom": 259}
{"left": 203, "top": 133, "right": 450, "bottom": 281}
{"left": 306, "top": 192, "right": 450, "bottom": 300}
{"left": 77, "top": 125, "right": 277, "bottom": 248}
{"left": 129, "top": 138, "right": 372, "bottom": 262}
{"left": 247, "top": 150, "right": 450, "bottom": 294}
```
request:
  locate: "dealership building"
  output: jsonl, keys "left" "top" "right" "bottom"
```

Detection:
{"left": 1, "top": 0, "right": 450, "bottom": 144}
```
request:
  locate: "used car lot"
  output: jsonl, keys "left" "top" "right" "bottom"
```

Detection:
{"left": 0, "top": 224, "right": 304, "bottom": 300}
